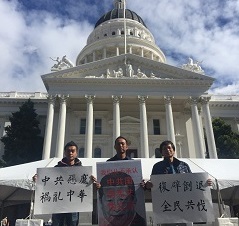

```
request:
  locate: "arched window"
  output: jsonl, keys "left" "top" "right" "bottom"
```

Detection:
{"left": 94, "top": 148, "right": 101, "bottom": 158}
{"left": 155, "top": 148, "right": 162, "bottom": 158}
{"left": 78, "top": 148, "right": 84, "bottom": 158}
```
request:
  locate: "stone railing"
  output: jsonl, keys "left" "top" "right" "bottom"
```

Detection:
{"left": 0, "top": 92, "right": 48, "bottom": 99}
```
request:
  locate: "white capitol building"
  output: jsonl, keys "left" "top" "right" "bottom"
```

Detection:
{"left": 0, "top": 0, "right": 239, "bottom": 161}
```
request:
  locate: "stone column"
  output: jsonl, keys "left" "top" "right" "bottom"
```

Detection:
{"left": 112, "top": 95, "right": 122, "bottom": 149}
{"left": 176, "top": 141, "right": 182, "bottom": 157}
{"left": 92, "top": 51, "right": 96, "bottom": 61}
{"left": 138, "top": 96, "right": 149, "bottom": 158}
{"left": 85, "top": 95, "right": 95, "bottom": 158}
{"left": 189, "top": 97, "right": 205, "bottom": 158}
{"left": 103, "top": 48, "right": 107, "bottom": 59}
{"left": 55, "top": 95, "right": 69, "bottom": 158}
{"left": 164, "top": 96, "right": 176, "bottom": 148}
{"left": 201, "top": 96, "right": 218, "bottom": 159}
{"left": 151, "top": 52, "right": 154, "bottom": 60}
{"left": 140, "top": 47, "right": 144, "bottom": 57}
{"left": 42, "top": 95, "right": 56, "bottom": 159}
{"left": 129, "top": 45, "right": 132, "bottom": 54}
{"left": 116, "top": 46, "right": 119, "bottom": 56}
{"left": 84, "top": 57, "right": 87, "bottom": 64}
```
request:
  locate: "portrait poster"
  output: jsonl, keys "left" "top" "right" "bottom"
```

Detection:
{"left": 97, "top": 160, "right": 146, "bottom": 226}
{"left": 151, "top": 172, "right": 214, "bottom": 224}
{"left": 34, "top": 166, "right": 93, "bottom": 215}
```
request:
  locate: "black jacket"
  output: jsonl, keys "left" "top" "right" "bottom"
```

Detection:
{"left": 55, "top": 157, "right": 82, "bottom": 167}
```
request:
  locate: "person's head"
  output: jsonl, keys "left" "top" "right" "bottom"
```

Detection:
{"left": 64, "top": 141, "right": 78, "bottom": 162}
{"left": 99, "top": 171, "right": 136, "bottom": 226}
{"left": 114, "top": 136, "right": 129, "bottom": 156}
{"left": 159, "top": 140, "right": 175, "bottom": 159}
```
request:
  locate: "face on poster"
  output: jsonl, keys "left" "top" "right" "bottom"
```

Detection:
{"left": 97, "top": 160, "right": 146, "bottom": 226}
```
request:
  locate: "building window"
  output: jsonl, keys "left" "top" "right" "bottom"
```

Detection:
{"left": 80, "top": 119, "right": 86, "bottom": 134}
{"left": 112, "top": 31, "right": 116, "bottom": 35}
{"left": 153, "top": 119, "right": 160, "bottom": 135}
{"left": 79, "top": 148, "right": 84, "bottom": 158}
{"left": 155, "top": 148, "right": 162, "bottom": 158}
{"left": 94, "top": 148, "right": 101, "bottom": 158}
{"left": 95, "top": 119, "right": 102, "bottom": 134}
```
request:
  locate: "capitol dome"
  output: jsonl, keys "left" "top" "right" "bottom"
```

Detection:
{"left": 95, "top": 8, "right": 147, "bottom": 28}
{"left": 76, "top": 0, "right": 166, "bottom": 66}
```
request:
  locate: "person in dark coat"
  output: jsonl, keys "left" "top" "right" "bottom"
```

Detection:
{"left": 33, "top": 141, "right": 82, "bottom": 226}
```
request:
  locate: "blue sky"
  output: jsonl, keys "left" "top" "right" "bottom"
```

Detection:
{"left": 1, "top": 0, "right": 239, "bottom": 94}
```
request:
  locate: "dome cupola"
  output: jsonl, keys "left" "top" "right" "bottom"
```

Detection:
{"left": 95, "top": 0, "right": 147, "bottom": 28}
{"left": 76, "top": 0, "right": 166, "bottom": 66}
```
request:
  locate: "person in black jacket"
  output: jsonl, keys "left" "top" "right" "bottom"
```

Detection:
{"left": 52, "top": 141, "right": 82, "bottom": 226}
{"left": 145, "top": 140, "right": 212, "bottom": 226}
{"left": 107, "top": 136, "right": 132, "bottom": 161}
{"left": 92, "top": 137, "right": 146, "bottom": 226}
{"left": 151, "top": 140, "right": 191, "bottom": 175}
{"left": 33, "top": 141, "right": 82, "bottom": 226}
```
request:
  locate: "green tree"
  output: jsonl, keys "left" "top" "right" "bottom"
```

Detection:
{"left": 212, "top": 118, "right": 239, "bottom": 159}
{"left": 1, "top": 99, "right": 43, "bottom": 166}
{"left": 0, "top": 159, "right": 7, "bottom": 168}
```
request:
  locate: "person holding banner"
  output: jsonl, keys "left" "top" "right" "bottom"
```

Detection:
{"left": 92, "top": 136, "right": 147, "bottom": 225}
{"left": 151, "top": 140, "right": 191, "bottom": 175}
{"left": 92, "top": 136, "right": 132, "bottom": 187}
{"left": 107, "top": 136, "right": 132, "bottom": 161}
{"left": 93, "top": 136, "right": 143, "bottom": 186}
{"left": 33, "top": 141, "right": 82, "bottom": 226}
{"left": 145, "top": 140, "right": 212, "bottom": 187}
{"left": 145, "top": 140, "right": 212, "bottom": 226}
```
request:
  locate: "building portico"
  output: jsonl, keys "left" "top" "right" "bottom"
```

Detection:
{"left": 2, "top": 0, "right": 235, "bottom": 162}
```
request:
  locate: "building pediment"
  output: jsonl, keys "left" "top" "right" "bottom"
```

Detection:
{"left": 41, "top": 54, "right": 214, "bottom": 97}
{"left": 42, "top": 54, "right": 213, "bottom": 80}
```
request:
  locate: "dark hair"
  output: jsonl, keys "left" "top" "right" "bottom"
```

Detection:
{"left": 99, "top": 171, "right": 135, "bottom": 200}
{"left": 159, "top": 140, "right": 175, "bottom": 153}
{"left": 114, "top": 136, "right": 129, "bottom": 145}
{"left": 64, "top": 141, "right": 78, "bottom": 151}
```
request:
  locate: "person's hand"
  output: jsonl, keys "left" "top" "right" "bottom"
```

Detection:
{"left": 140, "top": 179, "right": 146, "bottom": 189}
{"left": 145, "top": 180, "right": 153, "bottom": 190}
{"left": 95, "top": 182, "right": 101, "bottom": 189}
{"left": 206, "top": 178, "right": 213, "bottom": 186}
{"left": 90, "top": 175, "right": 97, "bottom": 183}
{"left": 90, "top": 175, "right": 101, "bottom": 189}
{"left": 32, "top": 174, "right": 37, "bottom": 182}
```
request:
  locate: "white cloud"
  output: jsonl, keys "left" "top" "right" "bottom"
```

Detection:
{"left": 1, "top": 0, "right": 239, "bottom": 94}
{"left": 0, "top": 0, "right": 93, "bottom": 92}
{"left": 130, "top": 0, "right": 239, "bottom": 94}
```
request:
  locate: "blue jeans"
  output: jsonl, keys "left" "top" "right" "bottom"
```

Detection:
{"left": 52, "top": 212, "right": 79, "bottom": 226}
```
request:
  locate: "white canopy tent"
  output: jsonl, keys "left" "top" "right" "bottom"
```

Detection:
{"left": 0, "top": 158, "right": 239, "bottom": 218}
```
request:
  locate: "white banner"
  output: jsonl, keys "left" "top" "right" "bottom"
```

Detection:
{"left": 151, "top": 172, "right": 214, "bottom": 224}
{"left": 34, "top": 166, "right": 93, "bottom": 215}
{"left": 97, "top": 160, "right": 146, "bottom": 226}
